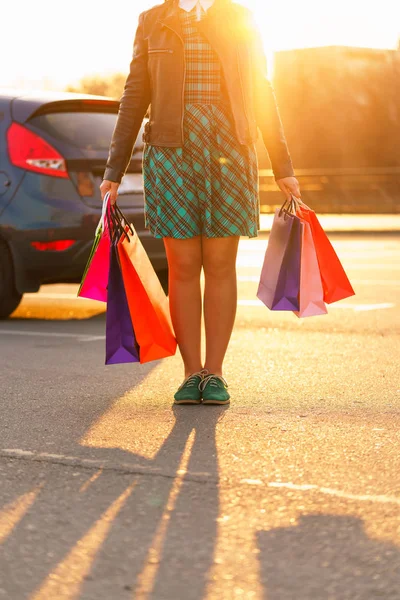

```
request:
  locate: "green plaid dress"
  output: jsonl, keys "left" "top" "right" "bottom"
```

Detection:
{"left": 143, "top": 5, "right": 260, "bottom": 239}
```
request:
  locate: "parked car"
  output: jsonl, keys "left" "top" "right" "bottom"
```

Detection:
{"left": 0, "top": 89, "right": 168, "bottom": 319}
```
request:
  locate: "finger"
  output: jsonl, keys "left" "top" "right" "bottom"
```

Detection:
{"left": 100, "top": 182, "right": 110, "bottom": 201}
{"left": 293, "top": 180, "right": 302, "bottom": 198}
{"left": 285, "top": 185, "right": 293, "bottom": 200}
{"left": 109, "top": 190, "right": 118, "bottom": 205}
{"left": 289, "top": 185, "right": 301, "bottom": 200}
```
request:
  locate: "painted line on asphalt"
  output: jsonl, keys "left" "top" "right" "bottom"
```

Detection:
{"left": 8, "top": 293, "right": 397, "bottom": 313}
{"left": 2, "top": 449, "right": 399, "bottom": 506}
{"left": 268, "top": 482, "right": 400, "bottom": 506}
{"left": 24, "top": 293, "right": 101, "bottom": 301}
{"left": 237, "top": 300, "right": 395, "bottom": 312}
{"left": 237, "top": 276, "right": 400, "bottom": 286}
{"left": 0, "top": 449, "right": 218, "bottom": 483}
{"left": 0, "top": 329, "right": 104, "bottom": 342}
{"left": 236, "top": 259, "right": 399, "bottom": 269}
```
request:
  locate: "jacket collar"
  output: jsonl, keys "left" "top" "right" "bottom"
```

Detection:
{"left": 160, "top": 0, "right": 231, "bottom": 38}
{"left": 178, "top": 0, "right": 214, "bottom": 11}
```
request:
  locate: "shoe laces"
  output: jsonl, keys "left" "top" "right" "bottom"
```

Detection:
{"left": 199, "top": 373, "right": 228, "bottom": 392}
{"left": 177, "top": 369, "right": 209, "bottom": 391}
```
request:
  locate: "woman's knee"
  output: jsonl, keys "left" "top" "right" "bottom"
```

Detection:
{"left": 170, "top": 256, "right": 202, "bottom": 281}
{"left": 202, "top": 237, "right": 239, "bottom": 279}
{"left": 164, "top": 237, "right": 202, "bottom": 281}
{"left": 203, "top": 256, "right": 236, "bottom": 279}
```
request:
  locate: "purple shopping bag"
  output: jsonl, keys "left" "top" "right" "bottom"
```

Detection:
{"left": 257, "top": 207, "right": 302, "bottom": 310}
{"left": 272, "top": 215, "right": 303, "bottom": 310}
{"left": 105, "top": 243, "right": 140, "bottom": 365}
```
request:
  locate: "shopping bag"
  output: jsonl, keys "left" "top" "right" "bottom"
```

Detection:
{"left": 257, "top": 202, "right": 302, "bottom": 311}
{"left": 78, "top": 230, "right": 110, "bottom": 302}
{"left": 296, "top": 202, "right": 355, "bottom": 303}
{"left": 78, "top": 191, "right": 112, "bottom": 302}
{"left": 105, "top": 243, "right": 140, "bottom": 365}
{"left": 117, "top": 225, "right": 177, "bottom": 364}
{"left": 293, "top": 220, "right": 328, "bottom": 318}
{"left": 272, "top": 215, "right": 303, "bottom": 311}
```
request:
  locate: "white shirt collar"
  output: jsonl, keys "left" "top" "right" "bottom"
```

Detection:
{"left": 179, "top": 0, "right": 215, "bottom": 13}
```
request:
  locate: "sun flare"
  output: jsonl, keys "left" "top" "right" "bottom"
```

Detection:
{"left": 0, "top": 0, "right": 398, "bottom": 90}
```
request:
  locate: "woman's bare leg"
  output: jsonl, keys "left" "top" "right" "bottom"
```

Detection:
{"left": 202, "top": 235, "right": 240, "bottom": 377}
{"left": 163, "top": 236, "right": 203, "bottom": 378}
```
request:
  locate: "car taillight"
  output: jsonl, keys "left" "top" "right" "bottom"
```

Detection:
{"left": 30, "top": 240, "right": 76, "bottom": 251}
{"left": 7, "top": 122, "right": 68, "bottom": 178}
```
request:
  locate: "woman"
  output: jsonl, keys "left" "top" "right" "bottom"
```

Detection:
{"left": 100, "top": 0, "right": 301, "bottom": 405}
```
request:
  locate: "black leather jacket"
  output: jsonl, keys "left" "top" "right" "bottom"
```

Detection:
{"left": 104, "top": 0, "right": 295, "bottom": 183}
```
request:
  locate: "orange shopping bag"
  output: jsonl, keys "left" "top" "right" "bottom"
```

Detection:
{"left": 293, "top": 220, "right": 327, "bottom": 318}
{"left": 117, "top": 226, "right": 177, "bottom": 364}
{"left": 296, "top": 201, "right": 355, "bottom": 303}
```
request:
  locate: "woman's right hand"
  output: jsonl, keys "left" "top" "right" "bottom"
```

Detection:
{"left": 100, "top": 180, "right": 120, "bottom": 205}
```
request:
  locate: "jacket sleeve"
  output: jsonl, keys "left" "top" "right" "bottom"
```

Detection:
{"left": 251, "top": 24, "right": 295, "bottom": 180}
{"left": 103, "top": 12, "right": 151, "bottom": 183}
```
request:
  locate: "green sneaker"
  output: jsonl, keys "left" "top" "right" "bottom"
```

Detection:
{"left": 200, "top": 374, "right": 230, "bottom": 405}
{"left": 173, "top": 370, "right": 208, "bottom": 405}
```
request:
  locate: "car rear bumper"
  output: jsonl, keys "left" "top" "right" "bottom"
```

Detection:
{"left": 6, "top": 213, "right": 167, "bottom": 294}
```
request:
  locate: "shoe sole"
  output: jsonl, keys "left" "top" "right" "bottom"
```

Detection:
{"left": 202, "top": 398, "right": 230, "bottom": 405}
{"left": 174, "top": 399, "right": 202, "bottom": 405}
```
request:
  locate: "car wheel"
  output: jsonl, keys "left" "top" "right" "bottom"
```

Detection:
{"left": 158, "top": 268, "right": 169, "bottom": 295}
{"left": 0, "top": 240, "right": 23, "bottom": 319}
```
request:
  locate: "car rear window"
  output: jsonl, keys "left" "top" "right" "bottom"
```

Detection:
{"left": 28, "top": 111, "right": 120, "bottom": 151}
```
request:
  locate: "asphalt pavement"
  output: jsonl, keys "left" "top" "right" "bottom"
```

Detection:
{"left": 0, "top": 232, "right": 399, "bottom": 600}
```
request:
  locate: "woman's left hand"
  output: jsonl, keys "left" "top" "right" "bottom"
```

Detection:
{"left": 276, "top": 176, "right": 301, "bottom": 200}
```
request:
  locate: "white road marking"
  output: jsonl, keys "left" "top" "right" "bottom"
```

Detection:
{"left": 238, "top": 299, "right": 264, "bottom": 306}
{"left": 24, "top": 293, "right": 101, "bottom": 301}
{"left": 268, "top": 482, "right": 400, "bottom": 506}
{"left": 14, "top": 290, "right": 398, "bottom": 314}
{"left": 340, "top": 303, "right": 395, "bottom": 312}
{"left": 236, "top": 300, "right": 395, "bottom": 311}
{"left": 0, "top": 329, "right": 104, "bottom": 342}
{"left": 240, "top": 478, "right": 263, "bottom": 485}
{"left": 236, "top": 257, "right": 399, "bottom": 269}
{"left": 237, "top": 276, "right": 400, "bottom": 286}
{"left": 2, "top": 449, "right": 399, "bottom": 507}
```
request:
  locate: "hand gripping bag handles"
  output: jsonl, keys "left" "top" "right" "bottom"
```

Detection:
{"left": 257, "top": 195, "right": 302, "bottom": 311}
{"left": 77, "top": 191, "right": 112, "bottom": 303}
{"left": 113, "top": 206, "right": 177, "bottom": 364}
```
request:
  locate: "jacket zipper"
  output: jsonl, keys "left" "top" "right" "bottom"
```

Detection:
{"left": 161, "top": 24, "right": 186, "bottom": 145}
{"left": 148, "top": 48, "right": 174, "bottom": 54}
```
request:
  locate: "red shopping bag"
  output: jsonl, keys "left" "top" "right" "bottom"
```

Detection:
{"left": 296, "top": 203, "right": 355, "bottom": 303}
{"left": 293, "top": 220, "right": 327, "bottom": 318}
{"left": 117, "top": 226, "right": 177, "bottom": 364}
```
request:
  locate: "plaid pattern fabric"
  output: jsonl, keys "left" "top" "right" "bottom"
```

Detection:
{"left": 142, "top": 4, "right": 260, "bottom": 239}
{"left": 180, "top": 6, "right": 229, "bottom": 109}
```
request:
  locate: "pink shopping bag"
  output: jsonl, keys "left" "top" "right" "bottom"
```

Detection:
{"left": 78, "top": 229, "right": 110, "bottom": 302}
{"left": 293, "top": 220, "right": 328, "bottom": 318}
{"left": 77, "top": 192, "right": 111, "bottom": 303}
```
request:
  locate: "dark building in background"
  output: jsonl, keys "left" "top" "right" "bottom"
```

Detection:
{"left": 258, "top": 46, "right": 400, "bottom": 213}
